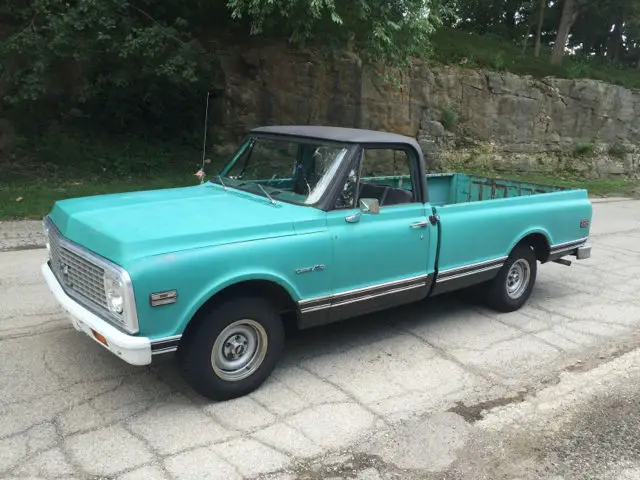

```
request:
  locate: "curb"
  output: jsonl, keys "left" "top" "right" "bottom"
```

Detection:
{"left": 0, "top": 220, "right": 46, "bottom": 252}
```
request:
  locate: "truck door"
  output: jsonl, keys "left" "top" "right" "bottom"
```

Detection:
{"left": 324, "top": 146, "right": 436, "bottom": 322}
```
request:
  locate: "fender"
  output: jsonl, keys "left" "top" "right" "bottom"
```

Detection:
{"left": 507, "top": 227, "right": 554, "bottom": 259}
{"left": 178, "top": 269, "right": 302, "bottom": 332}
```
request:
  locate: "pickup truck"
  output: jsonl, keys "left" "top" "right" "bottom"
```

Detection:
{"left": 42, "top": 125, "right": 592, "bottom": 400}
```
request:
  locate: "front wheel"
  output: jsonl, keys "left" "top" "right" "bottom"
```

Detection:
{"left": 484, "top": 244, "right": 537, "bottom": 313}
{"left": 178, "top": 296, "right": 285, "bottom": 401}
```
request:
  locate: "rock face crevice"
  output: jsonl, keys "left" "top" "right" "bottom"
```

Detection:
{"left": 210, "top": 45, "right": 640, "bottom": 176}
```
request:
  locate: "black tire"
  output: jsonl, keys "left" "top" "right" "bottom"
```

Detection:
{"left": 484, "top": 244, "right": 537, "bottom": 313}
{"left": 178, "top": 296, "right": 285, "bottom": 401}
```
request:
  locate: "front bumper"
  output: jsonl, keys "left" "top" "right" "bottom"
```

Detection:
{"left": 42, "top": 263, "right": 152, "bottom": 366}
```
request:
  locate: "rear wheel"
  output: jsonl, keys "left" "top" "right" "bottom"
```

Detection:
{"left": 485, "top": 244, "right": 537, "bottom": 312}
{"left": 178, "top": 296, "right": 285, "bottom": 401}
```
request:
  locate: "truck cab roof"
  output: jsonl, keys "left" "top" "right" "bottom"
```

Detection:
{"left": 251, "top": 125, "right": 422, "bottom": 151}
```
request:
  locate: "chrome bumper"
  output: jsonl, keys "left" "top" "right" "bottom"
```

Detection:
{"left": 42, "top": 263, "right": 153, "bottom": 366}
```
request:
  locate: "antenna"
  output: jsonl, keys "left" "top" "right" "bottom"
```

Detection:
{"left": 201, "top": 91, "right": 210, "bottom": 166}
{"left": 195, "top": 91, "right": 211, "bottom": 183}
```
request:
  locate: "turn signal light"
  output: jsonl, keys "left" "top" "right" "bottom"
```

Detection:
{"left": 91, "top": 329, "right": 108, "bottom": 346}
{"left": 580, "top": 220, "right": 590, "bottom": 228}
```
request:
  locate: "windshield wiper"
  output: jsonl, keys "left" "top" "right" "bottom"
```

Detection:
{"left": 217, "top": 175, "right": 227, "bottom": 190}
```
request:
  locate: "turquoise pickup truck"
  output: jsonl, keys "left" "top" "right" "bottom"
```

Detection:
{"left": 42, "top": 126, "right": 592, "bottom": 400}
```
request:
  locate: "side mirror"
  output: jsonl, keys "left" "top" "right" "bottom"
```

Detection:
{"left": 345, "top": 198, "right": 380, "bottom": 223}
{"left": 359, "top": 198, "right": 380, "bottom": 214}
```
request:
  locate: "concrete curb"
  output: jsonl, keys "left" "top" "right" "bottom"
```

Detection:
{"left": 0, "top": 220, "right": 46, "bottom": 252}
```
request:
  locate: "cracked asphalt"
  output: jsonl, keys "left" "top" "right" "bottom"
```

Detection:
{"left": 1, "top": 198, "right": 639, "bottom": 480}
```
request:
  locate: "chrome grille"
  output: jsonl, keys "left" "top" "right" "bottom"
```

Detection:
{"left": 49, "top": 232, "right": 108, "bottom": 309}
{"left": 44, "top": 216, "right": 139, "bottom": 334}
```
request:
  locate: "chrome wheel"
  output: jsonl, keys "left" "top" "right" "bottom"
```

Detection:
{"left": 211, "top": 319, "right": 268, "bottom": 382}
{"left": 506, "top": 259, "right": 531, "bottom": 299}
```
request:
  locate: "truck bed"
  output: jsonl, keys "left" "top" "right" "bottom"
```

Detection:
{"left": 427, "top": 173, "right": 571, "bottom": 206}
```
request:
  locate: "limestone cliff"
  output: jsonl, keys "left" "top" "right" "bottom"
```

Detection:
{"left": 211, "top": 45, "right": 640, "bottom": 177}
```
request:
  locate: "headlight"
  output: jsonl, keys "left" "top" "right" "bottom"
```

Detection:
{"left": 104, "top": 274, "right": 125, "bottom": 314}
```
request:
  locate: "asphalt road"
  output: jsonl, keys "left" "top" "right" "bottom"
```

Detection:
{"left": 1, "top": 198, "right": 639, "bottom": 480}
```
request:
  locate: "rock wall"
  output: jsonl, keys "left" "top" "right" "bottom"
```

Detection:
{"left": 212, "top": 45, "right": 640, "bottom": 177}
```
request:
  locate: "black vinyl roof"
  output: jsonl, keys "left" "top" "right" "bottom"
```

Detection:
{"left": 251, "top": 125, "right": 421, "bottom": 151}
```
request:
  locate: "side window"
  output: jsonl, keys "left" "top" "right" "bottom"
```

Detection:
{"left": 334, "top": 147, "right": 416, "bottom": 210}
{"left": 361, "top": 148, "right": 411, "bottom": 181}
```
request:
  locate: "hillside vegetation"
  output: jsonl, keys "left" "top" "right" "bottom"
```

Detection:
{"left": 1, "top": 0, "right": 639, "bottom": 218}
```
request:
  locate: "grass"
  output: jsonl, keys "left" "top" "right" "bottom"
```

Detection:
{"left": 0, "top": 128, "right": 214, "bottom": 220}
{"left": 0, "top": 175, "right": 203, "bottom": 220}
{"left": 431, "top": 29, "right": 640, "bottom": 90}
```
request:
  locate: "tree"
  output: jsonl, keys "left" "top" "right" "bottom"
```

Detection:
{"left": 226, "top": 0, "right": 445, "bottom": 65}
{"left": 534, "top": 0, "right": 547, "bottom": 56}
{"left": 0, "top": 0, "right": 446, "bottom": 135}
{"left": 551, "top": 0, "right": 579, "bottom": 65}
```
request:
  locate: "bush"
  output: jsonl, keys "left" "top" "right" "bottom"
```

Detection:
{"left": 430, "top": 29, "right": 640, "bottom": 90}
{"left": 440, "top": 105, "right": 459, "bottom": 130}
{"left": 572, "top": 140, "right": 597, "bottom": 157}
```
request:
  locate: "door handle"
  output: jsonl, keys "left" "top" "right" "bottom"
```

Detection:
{"left": 410, "top": 220, "right": 429, "bottom": 229}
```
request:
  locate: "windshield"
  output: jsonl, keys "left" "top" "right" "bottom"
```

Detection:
{"left": 213, "top": 135, "right": 349, "bottom": 206}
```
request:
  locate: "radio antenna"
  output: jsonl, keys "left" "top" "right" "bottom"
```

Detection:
{"left": 195, "top": 91, "right": 211, "bottom": 184}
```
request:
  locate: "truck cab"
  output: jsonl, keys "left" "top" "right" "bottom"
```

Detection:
{"left": 42, "top": 125, "right": 592, "bottom": 401}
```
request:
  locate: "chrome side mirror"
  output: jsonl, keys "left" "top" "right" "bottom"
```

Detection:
{"left": 345, "top": 198, "right": 380, "bottom": 223}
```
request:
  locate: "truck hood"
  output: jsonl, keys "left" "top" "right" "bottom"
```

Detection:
{"left": 48, "top": 183, "right": 314, "bottom": 266}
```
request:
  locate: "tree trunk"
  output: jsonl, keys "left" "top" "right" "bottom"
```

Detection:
{"left": 522, "top": 23, "right": 532, "bottom": 54}
{"left": 551, "top": 0, "right": 578, "bottom": 65}
{"left": 607, "top": 13, "right": 624, "bottom": 62}
{"left": 534, "top": 0, "right": 547, "bottom": 57}
{"left": 505, "top": 0, "right": 517, "bottom": 39}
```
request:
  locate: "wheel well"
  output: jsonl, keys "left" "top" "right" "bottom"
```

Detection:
{"left": 517, "top": 233, "right": 550, "bottom": 263}
{"left": 180, "top": 280, "right": 298, "bottom": 347}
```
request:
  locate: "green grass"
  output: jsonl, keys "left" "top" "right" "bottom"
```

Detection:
{"left": 0, "top": 174, "right": 203, "bottom": 220}
{"left": 0, "top": 128, "right": 216, "bottom": 220}
{"left": 431, "top": 29, "right": 640, "bottom": 90}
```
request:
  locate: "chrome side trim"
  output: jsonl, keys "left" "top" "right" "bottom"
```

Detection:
{"left": 437, "top": 256, "right": 508, "bottom": 277}
{"left": 298, "top": 274, "right": 430, "bottom": 313}
{"left": 150, "top": 335, "right": 182, "bottom": 354}
{"left": 331, "top": 283, "right": 426, "bottom": 308}
{"left": 152, "top": 346, "right": 178, "bottom": 355}
{"left": 436, "top": 263, "right": 505, "bottom": 283}
{"left": 551, "top": 245, "right": 582, "bottom": 256}
{"left": 435, "top": 256, "right": 507, "bottom": 284}
{"left": 550, "top": 237, "right": 588, "bottom": 253}
{"left": 298, "top": 274, "right": 431, "bottom": 308}
{"left": 300, "top": 303, "right": 332, "bottom": 314}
